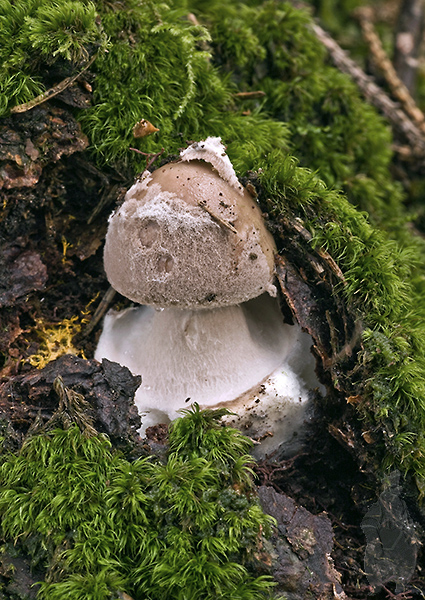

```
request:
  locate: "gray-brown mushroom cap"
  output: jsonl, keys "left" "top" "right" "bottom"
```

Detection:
{"left": 104, "top": 156, "right": 277, "bottom": 309}
{"left": 97, "top": 139, "right": 323, "bottom": 456}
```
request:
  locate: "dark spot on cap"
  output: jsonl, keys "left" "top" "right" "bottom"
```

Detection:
{"left": 157, "top": 254, "right": 174, "bottom": 273}
{"left": 138, "top": 218, "right": 160, "bottom": 247}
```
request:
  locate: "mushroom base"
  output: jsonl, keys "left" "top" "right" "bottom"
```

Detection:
{"left": 95, "top": 294, "right": 322, "bottom": 457}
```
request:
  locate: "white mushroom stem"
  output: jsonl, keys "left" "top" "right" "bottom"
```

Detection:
{"left": 95, "top": 293, "right": 320, "bottom": 456}
{"left": 97, "top": 138, "right": 323, "bottom": 456}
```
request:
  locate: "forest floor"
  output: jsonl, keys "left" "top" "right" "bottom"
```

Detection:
{"left": 0, "top": 102, "right": 424, "bottom": 600}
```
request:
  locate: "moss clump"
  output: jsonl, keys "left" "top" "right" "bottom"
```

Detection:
{"left": 188, "top": 0, "right": 405, "bottom": 231}
{"left": 0, "top": 405, "right": 275, "bottom": 600}
{"left": 0, "top": 0, "right": 108, "bottom": 115}
{"left": 0, "top": 0, "right": 405, "bottom": 227}
{"left": 80, "top": 0, "right": 402, "bottom": 228}
{"left": 78, "top": 0, "right": 291, "bottom": 184}
{"left": 255, "top": 152, "right": 425, "bottom": 492}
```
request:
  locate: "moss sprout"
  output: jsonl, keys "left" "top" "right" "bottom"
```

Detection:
{"left": 0, "top": 406, "right": 276, "bottom": 599}
{"left": 0, "top": 0, "right": 108, "bottom": 115}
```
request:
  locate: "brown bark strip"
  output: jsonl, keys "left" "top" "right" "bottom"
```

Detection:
{"left": 283, "top": 214, "right": 347, "bottom": 284}
{"left": 11, "top": 55, "right": 96, "bottom": 114}
{"left": 356, "top": 7, "right": 425, "bottom": 134}
{"left": 311, "top": 21, "right": 425, "bottom": 157}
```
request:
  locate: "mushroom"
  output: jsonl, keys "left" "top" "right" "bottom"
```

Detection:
{"left": 95, "top": 138, "right": 321, "bottom": 457}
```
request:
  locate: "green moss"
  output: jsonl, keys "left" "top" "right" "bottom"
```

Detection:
{"left": 306, "top": 0, "right": 364, "bottom": 35}
{"left": 188, "top": 0, "right": 406, "bottom": 231}
{"left": 0, "top": 0, "right": 108, "bottom": 115}
{"left": 74, "top": 0, "right": 290, "bottom": 181}
{"left": 2, "top": 0, "right": 425, "bottom": 502}
{"left": 0, "top": 0, "right": 404, "bottom": 227}
{"left": 255, "top": 151, "right": 425, "bottom": 490}
{"left": 0, "top": 407, "right": 275, "bottom": 599}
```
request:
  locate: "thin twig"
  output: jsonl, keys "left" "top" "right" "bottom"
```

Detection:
{"left": 146, "top": 147, "right": 165, "bottom": 170}
{"left": 11, "top": 54, "right": 97, "bottom": 114}
{"left": 311, "top": 21, "right": 425, "bottom": 157}
{"left": 87, "top": 184, "right": 123, "bottom": 226}
{"left": 197, "top": 200, "right": 238, "bottom": 234}
{"left": 233, "top": 91, "right": 266, "bottom": 99}
{"left": 393, "top": 0, "right": 425, "bottom": 95}
{"left": 129, "top": 147, "right": 165, "bottom": 170}
{"left": 81, "top": 286, "right": 117, "bottom": 338}
{"left": 382, "top": 584, "right": 413, "bottom": 599}
{"left": 355, "top": 7, "right": 425, "bottom": 133}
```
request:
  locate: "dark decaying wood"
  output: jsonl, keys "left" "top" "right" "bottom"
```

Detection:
{"left": 0, "top": 355, "right": 142, "bottom": 450}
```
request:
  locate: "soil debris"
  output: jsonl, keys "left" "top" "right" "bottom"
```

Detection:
{"left": 0, "top": 105, "right": 88, "bottom": 189}
{"left": 0, "top": 240, "right": 47, "bottom": 307}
